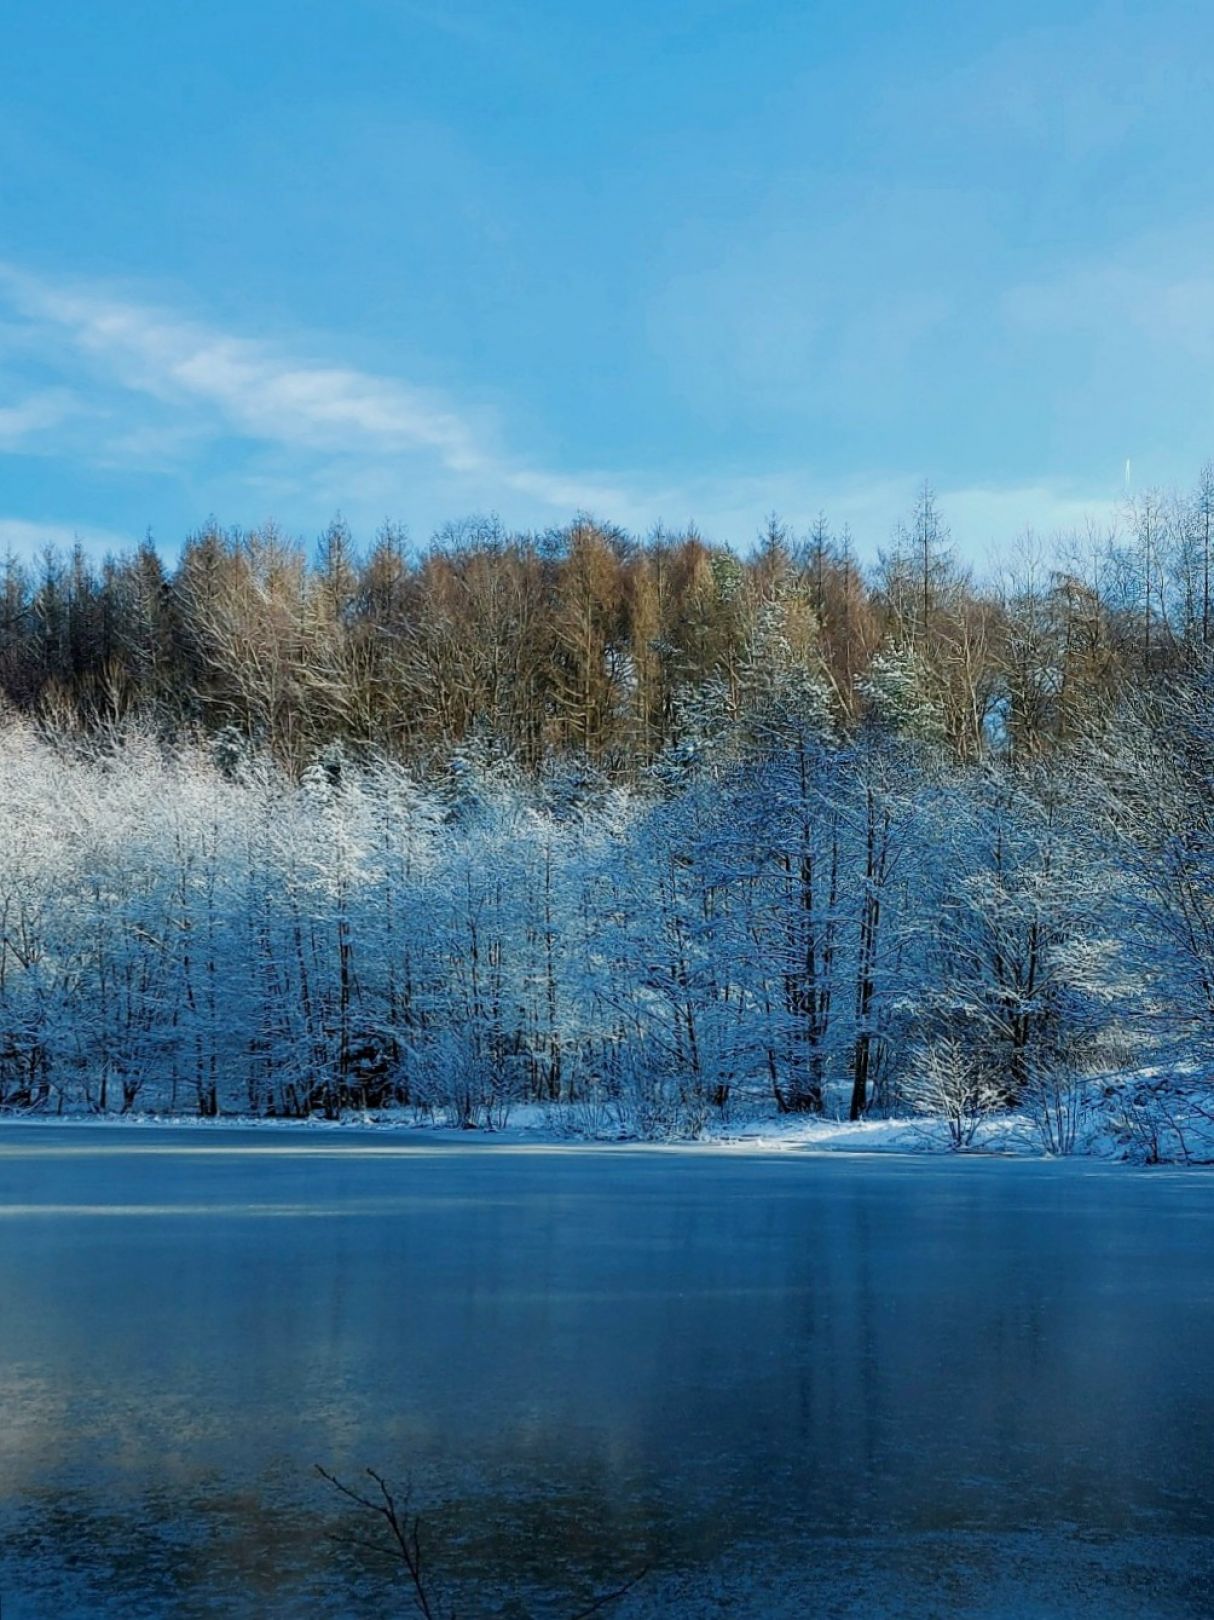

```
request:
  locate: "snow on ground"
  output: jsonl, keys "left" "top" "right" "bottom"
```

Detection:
{"left": 4, "top": 1075, "right": 1213, "bottom": 1163}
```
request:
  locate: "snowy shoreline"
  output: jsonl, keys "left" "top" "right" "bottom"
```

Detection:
{"left": 2, "top": 1099, "right": 1211, "bottom": 1163}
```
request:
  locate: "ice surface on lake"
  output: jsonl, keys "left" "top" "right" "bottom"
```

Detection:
{"left": 0, "top": 1127, "right": 1210, "bottom": 1617}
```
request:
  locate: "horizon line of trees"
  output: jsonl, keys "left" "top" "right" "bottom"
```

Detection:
{"left": 2, "top": 468, "right": 1213, "bottom": 774}
{"left": 2, "top": 475, "right": 1214, "bottom": 1150}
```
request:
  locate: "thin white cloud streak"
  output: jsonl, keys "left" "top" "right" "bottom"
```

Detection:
{"left": 0, "top": 265, "right": 1129, "bottom": 559}
{"left": 0, "top": 517, "right": 133, "bottom": 557}
{"left": 0, "top": 388, "right": 81, "bottom": 449}
{"left": 0, "top": 264, "right": 638, "bottom": 518}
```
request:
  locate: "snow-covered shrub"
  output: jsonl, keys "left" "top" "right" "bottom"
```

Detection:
{"left": 601, "top": 1044, "right": 718, "bottom": 1141}
{"left": 1022, "top": 1063, "right": 1089, "bottom": 1156}
{"left": 548, "top": 1077, "right": 620, "bottom": 1139}
{"left": 406, "top": 1032, "right": 520, "bottom": 1131}
{"left": 904, "top": 1038, "right": 1001, "bottom": 1150}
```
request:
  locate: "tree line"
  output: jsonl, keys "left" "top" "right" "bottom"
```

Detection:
{"left": 2, "top": 476, "right": 1214, "bottom": 1148}
{"left": 3, "top": 470, "right": 1212, "bottom": 774}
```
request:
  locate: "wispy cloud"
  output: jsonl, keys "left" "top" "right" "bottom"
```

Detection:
{"left": 940, "top": 483, "right": 1122, "bottom": 568}
{"left": 0, "top": 265, "right": 1133, "bottom": 560}
{"left": 389, "top": 0, "right": 502, "bottom": 51}
{"left": 0, "top": 264, "right": 639, "bottom": 520}
{"left": 0, "top": 517, "right": 133, "bottom": 558}
{"left": 1007, "top": 261, "right": 1214, "bottom": 358}
{"left": 999, "top": 227, "right": 1214, "bottom": 482}
{"left": 665, "top": 469, "right": 1123, "bottom": 561}
{"left": 0, "top": 387, "right": 81, "bottom": 450}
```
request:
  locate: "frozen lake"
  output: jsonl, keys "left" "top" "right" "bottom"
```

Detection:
{"left": 0, "top": 1127, "right": 1211, "bottom": 1618}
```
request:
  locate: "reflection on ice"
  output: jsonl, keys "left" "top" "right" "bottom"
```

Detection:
{"left": 0, "top": 1126, "right": 1210, "bottom": 1617}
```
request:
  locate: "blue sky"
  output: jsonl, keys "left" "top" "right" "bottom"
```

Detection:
{"left": 1, "top": 0, "right": 1212, "bottom": 564}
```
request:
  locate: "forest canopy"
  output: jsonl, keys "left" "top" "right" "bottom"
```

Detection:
{"left": 4, "top": 475, "right": 1211, "bottom": 771}
{"left": 2, "top": 476, "right": 1214, "bottom": 1149}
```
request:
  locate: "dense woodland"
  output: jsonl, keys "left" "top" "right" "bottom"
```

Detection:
{"left": 3, "top": 478, "right": 1214, "bottom": 1145}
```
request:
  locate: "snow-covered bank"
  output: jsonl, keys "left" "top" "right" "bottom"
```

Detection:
{"left": 6, "top": 700, "right": 1214, "bottom": 1159}
{"left": 4, "top": 1081, "right": 1212, "bottom": 1164}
